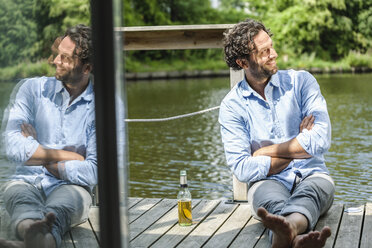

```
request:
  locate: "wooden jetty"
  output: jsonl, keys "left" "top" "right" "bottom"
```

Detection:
{"left": 57, "top": 198, "right": 372, "bottom": 248}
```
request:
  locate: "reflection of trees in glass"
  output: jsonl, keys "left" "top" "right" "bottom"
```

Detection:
{"left": 33, "top": 0, "right": 90, "bottom": 59}
{"left": 0, "top": 0, "right": 37, "bottom": 67}
{"left": 0, "top": 0, "right": 90, "bottom": 67}
{"left": 0, "top": 0, "right": 371, "bottom": 68}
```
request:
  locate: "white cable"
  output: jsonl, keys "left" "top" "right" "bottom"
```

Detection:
{"left": 124, "top": 106, "right": 220, "bottom": 122}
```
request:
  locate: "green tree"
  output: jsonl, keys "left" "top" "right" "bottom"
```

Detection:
{"left": 124, "top": 0, "right": 230, "bottom": 72}
{"left": 0, "top": 0, "right": 37, "bottom": 67}
{"left": 33, "top": 0, "right": 90, "bottom": 59}
{"left": 246, "top": 0, "right": 371, "bottom": 60}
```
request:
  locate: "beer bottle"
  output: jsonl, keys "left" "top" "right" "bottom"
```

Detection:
{"left": 177, "top": 170, "right": 192, "bottom": 226}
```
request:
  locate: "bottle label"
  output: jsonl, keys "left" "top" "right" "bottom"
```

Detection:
{"left": 178, "top": 200, "right": 192, "bottom": 226}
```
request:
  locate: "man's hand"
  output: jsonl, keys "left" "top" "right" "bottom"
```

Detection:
{"left": 21, "top": 122, "right": 38, "bottom": 140}
{"left": 252, "top": 115, "right": 316, "bottom": 176}
{"left": 300, "top": 114, "right": 314, "bottom": 132}
{"left": 253, "top": 115, "right": 315, "bottom": 157}
{"left": 44, "top": 163, "right": 60, "bottom": 178}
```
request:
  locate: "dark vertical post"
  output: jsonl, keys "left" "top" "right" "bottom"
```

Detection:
{"left": 90, "top": 0, "right": 122, "bottom": 247}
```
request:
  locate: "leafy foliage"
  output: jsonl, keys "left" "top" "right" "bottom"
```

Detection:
{"left": 247, "top": 0, "right": 372, "bottom": 60}
{"left": 0, "top": 0, "right": 37, "bottom": 67}
{"left": 33, "top": 0, "right": 90, "bottom": 58}
{"left": 0, "top": 0, "right": 371, "bottom": 72}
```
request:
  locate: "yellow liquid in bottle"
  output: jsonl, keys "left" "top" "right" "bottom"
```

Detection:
{"left": 178, "top": 200, "right": 192, "bottom": 226}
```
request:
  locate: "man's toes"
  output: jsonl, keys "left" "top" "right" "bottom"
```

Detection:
{"left": 257, "top": 207, "right": 268, "bottom": 219}
{"left": 308, "top": 231, "right": 320, "bottom": 240}
{"left": 45, "top": 212, "right": 56, "bottom": 225}
{"left": 320, "top": 226, "right": 331, "bottom": 239}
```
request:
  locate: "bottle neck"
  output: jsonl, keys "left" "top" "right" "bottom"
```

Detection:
{"left": 180, "top": 184, "right": 188, "bottom": 188}
{"left": 180, "top": 175, "right": 187, "bottom": 185}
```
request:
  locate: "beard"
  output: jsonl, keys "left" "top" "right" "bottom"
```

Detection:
{"left": 248, "top": 58, "right": 278, "bottom": 81}
{"left": 55, "top": 64, "right": 84, "bottom": 84}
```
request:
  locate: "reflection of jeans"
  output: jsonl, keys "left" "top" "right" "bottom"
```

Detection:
{"left": 3, "top": 180, "right": 92, "bottom": 247}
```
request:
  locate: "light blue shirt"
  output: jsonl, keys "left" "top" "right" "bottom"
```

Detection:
{"left": 219, "top": 69, "right": 331, "bottom": 191}
{"left": 3, "top": 77, "right": 97, "bottom": 196}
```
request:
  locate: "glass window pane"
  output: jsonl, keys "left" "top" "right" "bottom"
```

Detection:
{"left": 0, "top": 0, "right": 128, "bottom": 246}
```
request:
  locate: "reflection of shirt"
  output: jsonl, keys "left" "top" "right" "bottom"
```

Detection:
{"left": 4, "top": 77, "right": 96, "bottom": 196}
{"left": 219, "top": 70, "right": 331, "bottom": 191}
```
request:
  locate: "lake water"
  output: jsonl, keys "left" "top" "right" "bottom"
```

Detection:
{"left": 0, "top": 73, "right": 371, "bottom": 204}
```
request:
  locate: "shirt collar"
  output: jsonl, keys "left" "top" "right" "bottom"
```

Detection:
{"left": 240, "top": 76, "right": 255, "bottom": 97}
{"left": 55, "top": 80, "right": 65, "bottom": 94}
{"left": 268, "top": 72, "right": 280, "bottom": 88}
{"left": 55, "top": 78, "right": 94, "bottom": 102}
{"left": 79, "top": 80, "right": 94, "bottom": 102}
{"left": 240, "top": 72, "right": 280, "bottom": 98}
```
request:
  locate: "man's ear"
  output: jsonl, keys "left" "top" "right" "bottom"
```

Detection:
{"left": 236, "top": 59, "right": 249, "bottom": 69}
{"left": 83, "top": 63, "right": 93, "bottom": 74}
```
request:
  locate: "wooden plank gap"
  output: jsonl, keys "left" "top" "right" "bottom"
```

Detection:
{"left": 229, "top": 215, "right": 265, "bottom": 248}
{"left": 314, "top": 203, "right": 344, "bottom": 248}
{"left": 129, "top": 198, "right": 162, "bottom": 224}
{"left": 333, "top": 204, "right": 364, "bottom": 248}
{"left": 129, "top": 199, "right": 178, "bottom": 241}
{"left": 330, "top": 204, "right": 345, "bottom": 248}
{"left": 252, "top": 228, "right": 270, "bottom": 248}
{"left": 360, "top": 203, "right": 372, "bottom": 248}
{"left": 128, "top": 197, "right": 145, "bottom": 209}
{"left": 226, "top": 215, "right": 255, "bottom": 247}
{"left": 69, "top": 231, "right": 76, "bottom": 248}
{"left": 88, "top": 218, "right": 101, "bottom": 246}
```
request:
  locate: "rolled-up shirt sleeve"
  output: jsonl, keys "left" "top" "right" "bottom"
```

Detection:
{"left": 219, "top": 100, "right": 271, "bottom": 183}
{"left": 58, "top": 122, "right": 97, "bottom": 187}
{"left": 4, "top": 79, "right": 40, "bottom": 163}
{"left": 296, "top": 72, "right": 331, "bottom": 156}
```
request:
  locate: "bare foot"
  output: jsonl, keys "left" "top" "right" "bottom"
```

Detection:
{"left": 0, "top": 239, "right": 25, "bottom": 248}
{"left": 23, "top": 212, "right": 56, "bottom": 248}
{"left": 292, "top": 226, "right": 331, "bottom": 248}
{"left": 257, "top": 207, "right": 296, "bottom": 248}
{"left": 0, "top": 212, "right": 56, "bottom": 248}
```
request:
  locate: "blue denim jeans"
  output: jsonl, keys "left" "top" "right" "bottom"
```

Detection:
{"left": 248, "top": 173, "right": 335, "bottom": 232}
{"left": 3, "top": 180, "right": 92, "bottom": 247}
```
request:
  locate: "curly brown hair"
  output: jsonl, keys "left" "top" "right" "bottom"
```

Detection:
{"left": 64, "top": 24, "right": 93, "bottom": 66}
{"left": 223, "top": 19, "right": 272, "bottom": 70}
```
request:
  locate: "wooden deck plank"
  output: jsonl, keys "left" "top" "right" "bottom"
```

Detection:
{"left": 203, "top": 204, "right": 252, "bottom": 248}
{"left": 229, "top": 215, "right": 265, "bottom": 248}
{"left": 151, "top": 200, "right": 220, "bottom": 248}
{"left": 333, "top": 204, "right": 364, "bottom": 248}
{"left": 254, "top": 229, "right": 271, "bottom": 248}
{"left": 128, "top": 197, "right": 143, "bottom": 209}
{"left": 360, "top": 203, "right": 372, "bottom": 248}
{"left": 129, "top": 198, "right": 162, "bottom": 223}
{"left": 130, "top": 199, "right": 201, "bottom": 247}
{"left": 61, "top": 232, "right": 74, "bottom": 248}
{"left": 88, "top": 206, "right": 100, "bottom": 235}
{"left": 314, "top": 203, "right": 344, "bottom": 248}
{"left": 70, "top": 221, "right": 99, "bottom": 248}
{"left": 177, "top": 201, "right": 238, "bottom": 247}
{"left": 3, "top": 199, "right": 372, "bottom": 248}
{"left": 129, "top": 198, "right": 177, "bottom": 241}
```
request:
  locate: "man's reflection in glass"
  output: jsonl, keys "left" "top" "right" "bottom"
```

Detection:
{"left": 0, "top": 24, "right": 96, "bottom": 248}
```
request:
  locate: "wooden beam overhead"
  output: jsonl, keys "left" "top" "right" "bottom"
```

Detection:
{"left": 115, "top": 24, "right": 234, "bottom": 51}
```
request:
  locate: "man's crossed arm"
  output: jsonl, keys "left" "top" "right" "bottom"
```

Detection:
{"left": 21, "top": 123, "right": 84, "bottom": 178}
{"left": 253, "top": 115, "right": 315, "bottom": 176}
